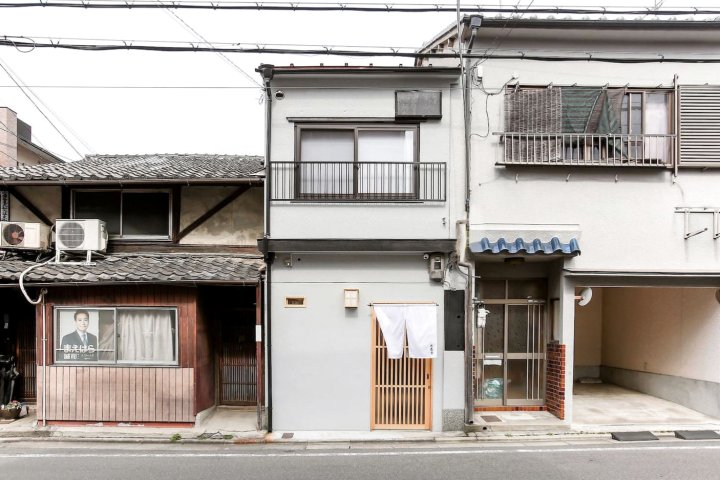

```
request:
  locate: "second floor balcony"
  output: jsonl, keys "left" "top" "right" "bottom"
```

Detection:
{"left": 497, "top": 132, "right": 676, "bottom": 167}
{"left": 270, "top": 161, "right": 447, "bottom": 202}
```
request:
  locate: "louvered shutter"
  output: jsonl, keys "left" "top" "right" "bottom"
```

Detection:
{"left": 679, "top": 85, "right": 720, "bottom": 167}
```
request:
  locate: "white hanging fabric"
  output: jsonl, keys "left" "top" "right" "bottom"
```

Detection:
{"left": 405, "top": 304, "right": 438, "bottom": 359}
{"left": 374, "top": 305, "right": 407, "bottom": 359}
{"left": 373, "top": 304, "right": 438, "bottom": 359}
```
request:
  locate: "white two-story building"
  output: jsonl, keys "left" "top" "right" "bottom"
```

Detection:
{"left": 420, "top": 16, "right": 720, "bottom": 428}
{"left": 258, "top": 65, "right": 468, "bottom": 431}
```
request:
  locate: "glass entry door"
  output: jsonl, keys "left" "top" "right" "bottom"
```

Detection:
{"left": 475, "top": 301, "right": 546, "bottom": 406}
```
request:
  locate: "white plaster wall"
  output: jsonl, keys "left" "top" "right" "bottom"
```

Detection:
{"left": 17, "top": 145, "right": 58, "bottom": 166}
{"left": 602, "top": 287, "right": 720, "bottom": 384}
{"left": 574, "top": 287, "right": 603, "bottom": 368}
{"left": 467, "top": 44, "right": 720, "bottom": 271}
{"left": 268, "top": 75, "right": 464, "bottom": 240}
{"left": 8, "top": 186, "right": 61, "bottom": 223}
{"left": 271, "top": 253, "right": 447, "bottom": 431}
{"left": 179, "top": 186, "right": 263, "bottom": 246}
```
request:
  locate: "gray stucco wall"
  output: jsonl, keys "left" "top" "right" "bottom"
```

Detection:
{"left": 271, "top": 253, "right": 452, "bottom": 432}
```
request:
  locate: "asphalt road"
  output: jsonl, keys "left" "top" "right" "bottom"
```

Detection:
{"left": 0, "top": 440, "right": 719, "bottom": 479}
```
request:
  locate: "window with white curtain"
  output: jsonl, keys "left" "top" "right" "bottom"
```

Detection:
{"left": 297, "top": 125, "right": 418, "bottom": 199}
{"left": 54, "top": 307, "right": 178, "bottom": 366}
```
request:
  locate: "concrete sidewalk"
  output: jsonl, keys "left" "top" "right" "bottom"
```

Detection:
{"left": 1, "top": 413, "right": 719, "bottom": 446}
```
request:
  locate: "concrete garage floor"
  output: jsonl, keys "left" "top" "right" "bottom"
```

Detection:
{"left": 472, "top": 383, "right": 720, "bottom": 433}
{"left": 572, "top": 383, "right": 720, "bottom": 432}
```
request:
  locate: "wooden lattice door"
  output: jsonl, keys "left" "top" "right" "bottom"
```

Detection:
{"left": 371, "top": 310, "right": 432, "bottom": 430}
{"left": 219, "top": 320, "right": 257, "bottom": 405}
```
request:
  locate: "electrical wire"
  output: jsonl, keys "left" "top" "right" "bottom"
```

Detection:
{"left": 0, "top": 59, "right": 94, "bottom": 154}
{"left": 0, "top": 57, "right": 86, "bottom": 158}
{"left": 3, "top": 37, "right": 720, "bottom": 63}
{"left": 5, "top": 34, "right": 720, "bottom": 58}
{"left": 2, "top": 1, "right": 720, "bottom": 16}
{"left": 160, "top": 4, "right": 263, "bottom": 88}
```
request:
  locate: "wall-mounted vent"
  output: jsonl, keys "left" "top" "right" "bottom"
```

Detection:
{"left": 395, "top": 90, "right": 442, "bottom": 119}
{"left": 284, "top": 296, "right": 306, "bottom": 308}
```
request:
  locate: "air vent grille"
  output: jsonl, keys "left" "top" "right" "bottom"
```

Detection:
{"left": 57, "top": 221, "right": 85, "bottom": 249}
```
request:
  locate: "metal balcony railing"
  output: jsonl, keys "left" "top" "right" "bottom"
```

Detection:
{"left": 497, "top": 133, "right": 676, "bottom": 167}
{"left": 270, "top": 161, "right": 447, "bottom": 202}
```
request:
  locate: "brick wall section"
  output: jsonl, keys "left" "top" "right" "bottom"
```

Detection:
{"left": 546, "top": 343, "right": 566, "bottom": 420}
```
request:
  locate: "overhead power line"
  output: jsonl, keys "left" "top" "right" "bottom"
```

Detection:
{"left": 3, "top": 37, "right": 720, "bottom": 63}
{"left": 0, "top": 56, "right": 85, "bottom": 158}
{"left": 161, "top": 5, "right": 263, "bottom": 87}
{"left": 1, "top": 1, "right": 720, "bottom": 16}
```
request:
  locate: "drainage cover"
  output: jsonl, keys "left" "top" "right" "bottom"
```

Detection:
{"left": 675, "top": 430, "right": 720, "bottom": 440}
{"left": 611, "top": 431, "right": 658, "bottom": 442}
{"left": 281, "top": 432, "right": 294, "bottom": 439}
{"left": 480, "top": 415, "right": 502, "bottom": 423}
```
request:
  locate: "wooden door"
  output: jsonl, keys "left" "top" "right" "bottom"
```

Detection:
{"left": 371, "top": 311, "right": 432, "bottom": 430}
{"left": 219, "top": 320, "right": 256, "bottom": 405}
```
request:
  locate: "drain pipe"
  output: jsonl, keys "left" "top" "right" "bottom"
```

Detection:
{"left": 40, "top": 291, "right": 47, "bottom": 427}
{"left": 257, "top": 63, "right": 274, "bottom": 432}
{"left": 19, "top": 261, "right": 51, "bottom": 427}
{"left": 456, "top": 220, "right": 475, "bottom": 425}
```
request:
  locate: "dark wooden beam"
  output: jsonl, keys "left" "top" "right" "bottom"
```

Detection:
{"left": 262, "top": 238, "right": 457, "bottom": 253}
{"left": 7, "top": 187, "right": 52, "bottom": 226}
{"left": 176, "top": 185, "right": 252, "bottom": 241}
{"left": 171, "top": 186, "right": 181, "bottom": 243}
{"left": 107, "top": 242, "right": 260, "bottom": 254}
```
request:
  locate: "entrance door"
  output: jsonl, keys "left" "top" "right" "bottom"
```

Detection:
{"left": 218, "top": 319, "right": 257, "bottom": 405}
{"left": 370, "top": 311, "right": 432, "bottom": 430}
{"left": 476, "top": 301, "right": 546, "bottom": 406}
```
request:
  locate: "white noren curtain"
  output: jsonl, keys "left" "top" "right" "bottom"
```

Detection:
{"left": 374, "top": 304, "right": 437, "bottom": 359}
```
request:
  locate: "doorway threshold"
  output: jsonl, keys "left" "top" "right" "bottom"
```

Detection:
{"left": 469, "top": 410, "right": 567, "bottom": 432}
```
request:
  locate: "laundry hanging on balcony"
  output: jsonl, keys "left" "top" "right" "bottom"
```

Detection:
{"left": 373, "top": 304, "right": 437, "bottom": 359}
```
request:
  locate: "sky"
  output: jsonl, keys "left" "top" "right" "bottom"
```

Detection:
{"left": 0, "top": 0, "right": 716, "bottom": 161}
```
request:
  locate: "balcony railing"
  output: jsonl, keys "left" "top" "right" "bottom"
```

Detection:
{"left": 270, "top": 161, "right": 446, "bottom": 202}
{"left": 497, "top": 133, "right": 676, "bottom": 167}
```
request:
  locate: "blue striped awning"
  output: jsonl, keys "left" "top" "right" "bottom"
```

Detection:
{"left": 470, "top": 237, "right": 581, "bottom": 255}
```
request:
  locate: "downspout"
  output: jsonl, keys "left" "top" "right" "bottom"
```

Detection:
{"left": 257, "top": 64, "right": 274, "bottom": 432}
{"left": 19, "top": 261, "right": 51, "bottom": 427}
{"left": 458, "top": 16, "right": 481, "bottom": 426}
{"left": 40, "top": 291, "right": 47, "bottom": 427}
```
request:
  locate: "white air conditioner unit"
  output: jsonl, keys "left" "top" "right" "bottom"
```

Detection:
{"left": 0, "top": 221, "right": 51, "bottom": 250}
{"left": 55, "top": 219, "right": 108, "bottom": 258}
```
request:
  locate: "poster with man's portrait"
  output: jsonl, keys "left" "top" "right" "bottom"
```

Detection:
{"left": 55, "top": 308, "right": 114, "bottom": 363}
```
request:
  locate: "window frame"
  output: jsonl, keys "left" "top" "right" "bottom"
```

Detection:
{"left": 294, "top": 123, "right": 420, "bottom": 201}
{"left": 53, "top": 306, "right": 179, "bottom": 367}
{"left": 71, "top": 188, "right": 173, "bottom": 241}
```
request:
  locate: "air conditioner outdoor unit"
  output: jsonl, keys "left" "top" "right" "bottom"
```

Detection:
{"left": 0, "top": 221, "right": 51, "bottom": 250}
{"left": 55, "top": 219, "right": 108, "bottom": 260}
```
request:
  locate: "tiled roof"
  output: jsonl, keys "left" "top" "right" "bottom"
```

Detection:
{"left": 470, "top": 237, "right": 581, "bottom": 255}
{"left": 0, "top": 254, "right": 264, "bottom": 285}
{"left": 0, "top": 154, "right": 264, "bottom": 184}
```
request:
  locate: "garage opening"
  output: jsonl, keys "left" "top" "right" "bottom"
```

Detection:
{"left": 573, "top": 286, "right": 720, "bottom": 427}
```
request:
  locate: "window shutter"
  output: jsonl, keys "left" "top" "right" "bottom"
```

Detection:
{"left": 679, "top": 85, "right": 720, "bottom": 167}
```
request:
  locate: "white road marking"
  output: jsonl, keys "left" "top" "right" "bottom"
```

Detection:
{"left": 0, "top": 444, "right": 719, "bottom": 459}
